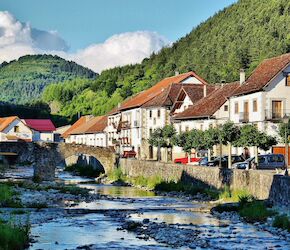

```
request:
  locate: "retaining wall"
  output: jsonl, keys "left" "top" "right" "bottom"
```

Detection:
{"left": 120, "top": 159, "right": 290, "bottom": 207}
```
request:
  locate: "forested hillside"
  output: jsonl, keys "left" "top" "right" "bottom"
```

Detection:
{"left": 42, "top": 0, "right": 290, "bottom": 119}
{"left": 0, "top": 54, "right": 97, "bottom": 104}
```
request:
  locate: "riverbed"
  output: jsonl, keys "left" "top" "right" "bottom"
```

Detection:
{"left": 2, "top": 167, "right": 290, "bottom": 249}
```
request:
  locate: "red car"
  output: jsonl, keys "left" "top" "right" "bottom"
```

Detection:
{"left": 174, "top": 157, "right": 201, "bottom": 164}
{"left": 122, "top": 150, "right": 136, "bottom": 158}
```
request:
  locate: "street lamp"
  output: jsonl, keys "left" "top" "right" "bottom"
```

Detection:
{"left": 282, "top": 114, "right": 289, "bottom": 176}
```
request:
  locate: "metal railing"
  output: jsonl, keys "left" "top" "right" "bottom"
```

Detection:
{"left": 239, "top": 112, "right": 249, "bottom": 123}
{"left": 265, "top": 109, "right": 290, "bottom": 121}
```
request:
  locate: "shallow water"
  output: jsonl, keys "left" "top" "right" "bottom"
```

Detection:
{"left": 4, "top": 169, "right": 288, "bottom": 250}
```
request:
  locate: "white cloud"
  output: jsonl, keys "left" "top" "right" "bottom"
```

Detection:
{"left": 70, "top": 31, "right": 169, "bottom": 72}
{"left": 0, "top": 11, "right": 170, "bottom": 73}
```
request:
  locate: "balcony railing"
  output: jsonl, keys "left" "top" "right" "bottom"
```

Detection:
{"left": 239, "top": 112, "right": 249, "bottom": 123}
{"left": 120, "top": 121, "right": 131, "bottom": 129}
{"left": 265, "top": 109, "right": 290, "bottom": 121}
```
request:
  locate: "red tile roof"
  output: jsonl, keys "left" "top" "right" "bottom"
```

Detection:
{"left": 174, "top": 82, "right": 240, "bottom": 120}
{"left": 62, "top": 116, "right": 93, "bottom": 138}
{"left": 233, "top": 53, "right": 290, "bottom": 96}
{"left": 117, "top": 71, "right": 208, "bottom": 111}
{"left": 0, "top": 116, "right": 18, "bottom": 132}
{"left": 70, "top": 116, "right": 107, "bottom": 135}
{"left": 24, "top": 119, "right": 56, "bottom": 132}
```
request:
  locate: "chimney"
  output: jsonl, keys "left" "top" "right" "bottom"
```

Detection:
{"left": 175, "top": 71, "right": 179, "bottom": 76}
{"left": 221, "top": 80, "right": 226, "bottom": 87}
{"left": 117, "top": 103, "right": 121, "bottom": 108}
{"left": 240, "top": 69, "right": 246, "bottom": 85}
{"left": 203, "top": 85, "right": 207, "bottom": 97}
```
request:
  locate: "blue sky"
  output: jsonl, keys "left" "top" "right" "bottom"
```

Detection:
{"left": 0, "top": 0, "right": 236, "bottom": 72}
{"left": 0, "top": 0, "right": 236, "bottom": 51}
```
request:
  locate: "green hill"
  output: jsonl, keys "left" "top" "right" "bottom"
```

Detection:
{"left": 43, "top": 0, "right": 290, "bottom": 119}
{"left": 0, "top": 54, "right": 97, "bottom": 104}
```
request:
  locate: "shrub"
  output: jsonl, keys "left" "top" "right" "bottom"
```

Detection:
{"left": 65, "top": 163, "right": 103, "bottom": 178}
{"left": 107, "top": 168, "right": 126, "bottom": 182}
{"left": 0, "top": 184, "right": 23, "bottom": 208}
{"left": 0, "top": 220, "right": 30, "bottom": 250}
{"left": 238, "top": 200, "right": 274, "bottom": 222}
{"left": 273, "top": 215, "right": 290, "bottom": 232}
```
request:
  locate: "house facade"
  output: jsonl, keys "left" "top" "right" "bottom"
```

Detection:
{"left": 62, "top": 116, "right": 108, "bottom": 147}
{"left": 229, "top": 53, "right": 290, "bottom": 154}
{"left": 0, "top": 117, "right": 56, "bottom": 142}
{"left": 106, "top": 71, "right": 210, "bottom": 158}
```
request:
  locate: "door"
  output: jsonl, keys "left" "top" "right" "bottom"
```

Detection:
{"left": 244, "top": 101, "right": 249, "bottom": 121}
{"left": 272, "top": 101, "right": 282, "bottom": 119}
{"left": 149, "top": 145, "right": 153, "bottom": 159}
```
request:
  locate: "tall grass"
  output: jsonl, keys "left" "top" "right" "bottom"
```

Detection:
{"left": 273, "top": 215, "right": 290, "bottom": 232}
{"left": 0, "top": 220, "right": 30, "bottom": 250}
{"left": 107, "top": 168, "right": 125, "bottom": 182}
{"left": 0, "top": 184, "right": 22, "bottom": 208}
{"left": 219, "top": 186, "right": 251, "bottom": 202}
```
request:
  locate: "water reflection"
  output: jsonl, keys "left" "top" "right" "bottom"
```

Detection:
{"left": 30, "top": 213, "right": 177, "bottom": 250}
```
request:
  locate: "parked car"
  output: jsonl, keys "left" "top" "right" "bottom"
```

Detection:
{"left": 174, "top": 157, "right": 201, "bottom": 164}
{"left": 231, "top": 154, "right": 285, "bottom": 170}
{"left": 231, "top": 157, "right": 254, "bottom": 169}
{"left": 207, "top": 155, "right": 244, "bottom": 168}
{"left": 122, "top": 150, "right": 136, "bottom": 158}
{"left": 198, "top": 156, "right": 217, "bottom": 166}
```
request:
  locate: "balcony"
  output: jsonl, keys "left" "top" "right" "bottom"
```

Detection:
{"left": 239, "top": 112, "right": 249, "bottom": 123}
{"left": 265, "top": 109, "right": 290, "bottom": 121}
{"left": 120, "top": 121, "right": 131, "bottom": 129}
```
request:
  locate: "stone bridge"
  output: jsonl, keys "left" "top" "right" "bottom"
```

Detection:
{"left": 0, "top": 142, "right": 116, "bottom": 181}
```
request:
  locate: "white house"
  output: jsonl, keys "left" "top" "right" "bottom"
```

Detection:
{"left": 172, "top": 82, "right": 240, "bottom": 158}
{"left": 63, "top": 116, "right": 108, "bottom": 147}
{"left": 106, "top": 71, "right": 210, "bottom": 158}
{"left": 229, "top": 53, "right": 290, "bottom": 156}
{"left": 0, "top": 116, "right": 56, "bottom": 142}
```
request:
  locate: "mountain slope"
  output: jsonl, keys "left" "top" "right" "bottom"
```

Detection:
{"left": 38, "top": 0, "right": 290, "bottom": 118}
{"left": 0, "top": 54, "right": 97, "bottom": 104}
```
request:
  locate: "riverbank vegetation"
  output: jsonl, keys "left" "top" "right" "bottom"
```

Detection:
{"left": 273, "top": 215, "right": 290, "bottom": 232}
{"left": 0, "top": 220, "right": 30, "bottom": 250}
{"left": 64, "top": 163, "right": 103, "bottom": 178}
{"left": 0, "top": 184, "right": 22, "bottom": 208}
{"left": 107, "top": 168, "right": 219, "bottom": 199}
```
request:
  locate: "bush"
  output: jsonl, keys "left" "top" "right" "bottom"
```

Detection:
{"left": 238, "top": 200, "right": 274, "bottom": 222}
{"left": 65, "top": 164, "right": 103, "bottom": 178}
{"left": 0, "top": 184, "right": 23, "bottom": 208}
{"left": 0, "top": 220, "right": 30, "bottom": 250}
{"left": 107, "top": 168, "right": 126, "bottom": 182}
{"left": 273, "top": 215, "right": 290, "bottom": 232}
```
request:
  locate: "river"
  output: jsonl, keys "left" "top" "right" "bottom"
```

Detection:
{"left": 2, "top": 167, "right": 290, "bottom": 249}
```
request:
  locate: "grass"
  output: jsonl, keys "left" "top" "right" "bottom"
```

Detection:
{"left": 57, "top": 185, "right": 90, "bottom": 196}
{"left": 213, "top": 194, "right": 275, "bottom": 223}
{"left": 107, "top": 168, "right": 219, "bottom": 199}
{"left": 0, "top": 220, "right": 30, "bottom": 250}
{"left": 65, "top": 163, "right": 103, "bottom": 178}
{"left": 0, "top": 184, "right": 23, "bottom": 208}
{"left": 273, "top": 215, "right": 290, "bottom": 232}
{"left": 219, "top": 186, "right": 252, "bottom": 202}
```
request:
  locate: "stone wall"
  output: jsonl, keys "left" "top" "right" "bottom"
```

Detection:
{"left": 120, "top": 159, "right": 290, "bottom": 207}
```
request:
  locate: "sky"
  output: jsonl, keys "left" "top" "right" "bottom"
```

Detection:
{"left": 0, "top": 0, "right": 236, "bottom": 72}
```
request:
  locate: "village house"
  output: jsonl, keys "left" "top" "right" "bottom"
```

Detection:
{"left": 106, "top": 71, "right": 210, "bottom": 158}
{"left": 62, "top": 116, "right": 107, "bottom": 147}
{"left": 172, "top": 82, "right": 240, "bottom": 158}
{"left": 141, "top": 82, "right": 215, "bottom": 160}
{"left": 228, "top": 53, "right": 290, "bottom": 157}
{"left": 0, "top": 116, "right": 56, "bottom": 142}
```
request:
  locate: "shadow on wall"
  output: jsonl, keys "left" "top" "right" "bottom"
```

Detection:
{"left": 268, "top": 175, "right": 290, "bottom": 208}
{"left": 73, "top": 154, "right": 105, "bottom": 173}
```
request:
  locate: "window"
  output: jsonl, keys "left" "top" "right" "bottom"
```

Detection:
{"left": 286, "top": 74, "right": 290, "bottom": 86}
{"left": 149, "top": 110, "right": 152, "bottom": 118}
{"left": 149, "top": 128, "right": 152, "bottom": 136}
{"left": 253, "top": 99, "right": 258, "bottom": 112}
{"left": 153, "top": 118, "right": 156, "bottom": 125}
{"left": 224, "top": 105, "right": 228, "bottom": 111}
{"left": 234, "top": 102, "right": 239, "bottom": 114}
{"left": 157, "top": 109, "right": 161, "bottom": 118}
{"left": 14, "top": 126, "right": 20, "bottom": 133}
